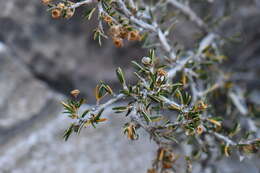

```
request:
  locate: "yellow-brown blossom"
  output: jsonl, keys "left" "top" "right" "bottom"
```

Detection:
{"left": 195, "top": 101, "right": 208, "bottom": 111}
{"left": 52, "top": 8, "right": 62, "bottom": 19}
{"left": 112, "top": 37, "right": 123, "bottom": 48}
{"left": 147, "top": 168, "right": 157, "bottom": 173}
{"left": 157, "top": 69, "right": 167, "bottom": 76}
{"left": 70, "top": 89, "right": 80, "bottom": 97}
{"left": 208, "top": 118, "right": 222, "bottom": 127}
{"left": 119, "top": 27, "right": 129, "bottom": 39}
{"left": 57, "top": 2, "right": 65, "bottom": 9}
{"left": 124, "top": 123, "right": 137, "bottom": 140}
{"left": 127, "top": 30, "right": 141, "bottom": 41}
{"left": 103, "top": 15, "right": 113, "bottom": 25}
{"left": 109, "top": 25, "right": 122, "bottom": 38}
{"left": 41, "top": 0, "right": 52, "bottom": 5}
{"left": 196, "top": 125, "right": 204, "bottom": 135}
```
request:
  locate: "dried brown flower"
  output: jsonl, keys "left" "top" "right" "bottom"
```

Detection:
{"left": 70, "top": 89, "right": 80, "bottom": 97}
{"left": 157, "top": 69, "right": 167, "bottom": 77}
{"left": 52, "top": 8, "right": 62, "bottom": 19}
{"left": 127, "top": 30, "right": 141, "bottom": 41}
{"left": 162, "top": 162, "right": 172, "bottom": 169}
{"left": 147, "top": 168, "right": 157, "bottom": 173}
{"left": 157, "top": 148, "right": 165, "bottom": 161}
{"left": 196, "top": 125, "right": 204, "bottom": 135}
{"left": 112, "top": 37, "right": 123, "bottom": 48}
{"left": 119, "top": 27, "right": 129, "bottom": 39}
{"left": 195, "top": 101, "right": 208, "bottom": 111}
{"left": 103, "top": 15, "right": 113, "bottom": 24}
{"left": 41, "top": 0, "right": 52, "bottom": 5}
{"left": 109, "top": 25, "right": 122, "bottom": 38}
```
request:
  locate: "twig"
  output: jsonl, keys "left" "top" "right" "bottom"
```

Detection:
{"left": 168, "top": 0, "right": 209, "bottom": 32}
{"left": 80, "top": 93, "right": 125, "bottom": 121}
{"left": 211, "top": 131, "right": 260, "bottom": 146}
{"left": 68, "top": 0, "right": 97, "bottom": 9}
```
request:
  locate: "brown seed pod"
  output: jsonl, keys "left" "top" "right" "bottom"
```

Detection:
{"left": 196, "top": 101, "right": 208, "bottom": 110}
{"left": 51, "top": 8, "right": 62, "bottom": 19}
{"left": 70, "top": 89, "right": 80, "bottom": 97}
{"left": 167, "top": 152, "right": 176, "bottom": 162}
{"left": 147, "top": 168, "right": 157, "bottom": 173}
{"left": 103, "top": 15, "right": 113, "bottom": 24}
{"left": 127, "top": 30, "right": 141, "bottom": 41}
{"left": 157, "top": 148, "right": 165, "bottom": 161}
{"left": 41, "top": 0, "right": 52, "bottom": 5}
{"left": 162, "top": 161, "right": 172, "bottom": 169}
{"left": 109, "top": 25, "right": 122, "bottom": 38}
{"left": 119, "top": 27, "right": 129, "bottom": 39}
{"left": 157, "top": 69, "right": 167, "bottom": 77}
{"left": 112, "top": 37, "right": 123, "bottom": 48}
{"left": 196, "top": 125, "right": 204, "bottom": 135}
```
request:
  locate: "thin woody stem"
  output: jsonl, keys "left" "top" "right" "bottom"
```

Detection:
{"left": 68, "top": 0, "right": 97, "bottom": 9}
{"left": 211, "top": 131, "right": 260, "bottom": 146}
{"left": 168, "top": 0, "right": 209, "bottom": 32}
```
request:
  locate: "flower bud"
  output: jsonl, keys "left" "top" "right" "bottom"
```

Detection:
{"left": 141, "top": 57, "right": 152, "bottom": 66}
{"left": 196, "top": 125, "right": 204, "bottom": 135}
{"left": 196, "top": 101, "right": 208, "bottom": 111}
{"left": 70, "top": 89, "right": 80, "bottom": 97}
{"left": 65, "top": 9, "right": 75, "bottom": 19}
{"left": 57, "top": 2, "right": 65, "bottom": 9}
{"left": 157, "top": 69, "right": 167, "bottom": 77}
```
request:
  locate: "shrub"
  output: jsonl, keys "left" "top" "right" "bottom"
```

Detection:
{"left": 43, "top": 0, "right": 259, "bottom": 172}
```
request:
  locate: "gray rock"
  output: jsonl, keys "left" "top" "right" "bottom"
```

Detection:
{"left": 0, "top": 45, "right": 156, "bottom": 173}
{"left": 0, "top": 47, "right": 62, "bottom": 130}
{"left": 0, "top": 0, "right": 144, "bottom": 99}
{"left": 0, "top": 106, "right": 156, "bottom": 173}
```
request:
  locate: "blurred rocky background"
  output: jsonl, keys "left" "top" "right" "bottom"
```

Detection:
{"left": 0, "top": 0, "right": 259, "bottom": 172}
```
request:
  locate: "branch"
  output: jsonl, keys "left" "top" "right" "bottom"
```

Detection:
{"left": 117, "top": 0, "right": 177, "bottom": 59}
{"left": 167, "top": 33, "right": 216, "bottom": 79}
{"left": 80, "top": 93, "right": 125, "bottom": 121}
{"left": 68, "top": 0, "right": 97, "bottom": 9}
{"left": 211, "top": 131, "right": 260, "bottom": 146}
{"left": 95, "top": 94, "right": 125, "bottom": 111}
{"left": 168, "top": 0, "right": 209, "bottom": 32}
